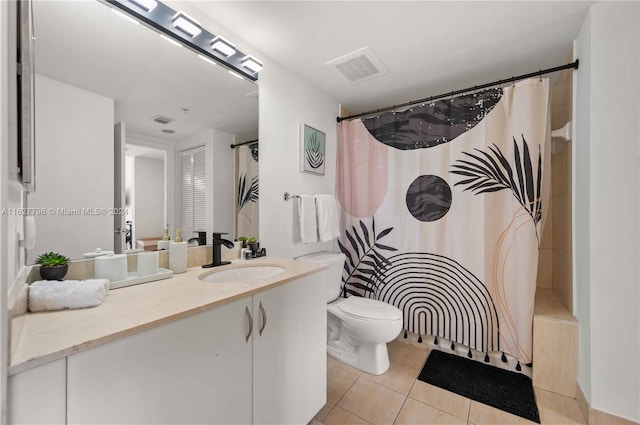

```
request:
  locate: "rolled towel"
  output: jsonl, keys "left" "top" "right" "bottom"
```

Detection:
{"left": 314, "top": 194, "right": 340, "bottom": 242}
{"left": 28, "top": 279, "right": 109, "bottom": 312}
{"left": 298, "top": 194, "right": 318, "bottom": 243}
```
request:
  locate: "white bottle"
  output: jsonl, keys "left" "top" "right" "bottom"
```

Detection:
{"left": 169, "top": 229, "right": 187, "bottom": 273}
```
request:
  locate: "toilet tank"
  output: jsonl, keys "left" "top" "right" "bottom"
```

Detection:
{"left": 298, "top": 252, "right": 346, "bottom": 302}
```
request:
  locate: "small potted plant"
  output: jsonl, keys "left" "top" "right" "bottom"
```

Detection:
{"left": 248, "top": 237, "right": 259, "bottom": 254}
{"left": 36, "top": 252, "right": 70, "bottom": 281}
{"left": 237, "top": 236, "right": 248, "bottom": 248}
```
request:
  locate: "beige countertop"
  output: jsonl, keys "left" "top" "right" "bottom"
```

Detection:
{"left": 10, "top": 257, "right": 325, "bottom": 375}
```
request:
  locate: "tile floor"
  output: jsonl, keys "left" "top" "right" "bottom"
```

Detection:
{"left": 314, "top": 340, "right": 587, "bottom": 425}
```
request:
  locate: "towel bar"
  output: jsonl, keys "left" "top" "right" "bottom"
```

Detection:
{"left": 283, "top": 192, "right": 301, "bottom": 201}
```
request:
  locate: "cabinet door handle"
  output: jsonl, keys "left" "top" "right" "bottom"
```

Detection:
{"left": 245, "top": 305, "right": 253, "bottom": 343}
{"left": 259, "top": 301, "right": 267, "bottom": 336}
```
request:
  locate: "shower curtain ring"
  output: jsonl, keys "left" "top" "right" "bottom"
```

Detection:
{"left": 539, "top": 70, "right": 543, "bottom": 81}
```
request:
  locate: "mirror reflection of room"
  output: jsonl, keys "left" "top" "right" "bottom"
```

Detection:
{"left": 124, "top": 144, "right": 166, "bottom": 251}
{"left": 25, "top": 0, "right": 258, "bottom": 263}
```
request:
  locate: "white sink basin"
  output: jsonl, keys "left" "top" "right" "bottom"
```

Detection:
{"left": 200, "top": 266, "right": 285, "bottom": 283}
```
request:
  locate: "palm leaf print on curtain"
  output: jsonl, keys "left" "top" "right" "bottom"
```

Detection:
{"left": 337, "top": 79, "right": 550, "bottom": 365}
{"left": 236, "top": 142, "right": 259, "bottom": 238}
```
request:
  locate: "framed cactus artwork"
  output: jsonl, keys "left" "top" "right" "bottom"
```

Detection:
{"left": 300, "top": 124, "right": 326, "bottom": 175}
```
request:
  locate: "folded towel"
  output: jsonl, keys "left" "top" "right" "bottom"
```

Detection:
{"left": 298, "top": 195, "right": 318, "bottom": 243}
{"left": 314, "top": 194, "right": 341, "bottom": 242}
{"left": 28, "top": 279, "right": 110, "bottom": 312}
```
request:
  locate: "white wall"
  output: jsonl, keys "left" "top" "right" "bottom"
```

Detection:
{"left": 133, "top": 157, "right": 164, "bottom": 239}
{"left": 575, "top": 2, "right": 640, "bottom": 422}
{"left": 574, "top": 10, "right": 592, "bottom": 405}
{"left": 28, "top": 75, "right": 114, "bottom": 261}
{"left": 212, "top": 130, "right": 235, "bottom": 236}
{"left": 259, "top": 61, "right": 340, "bottom": 258}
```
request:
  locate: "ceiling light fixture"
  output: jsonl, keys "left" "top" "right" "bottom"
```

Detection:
{"left": 108, "top": 0, "right": 262, "bottom": 80}
{"left": 172, "top": 11, "right": 202, "bottom": 38}
{"left": 128, "top": 0, "right": 157, "bottom": 12}
{"left": 241, "top": 55, "right": 263, "bottom": 73}
{"left": 211, "top": 36, "right": 236, "bottom": 57}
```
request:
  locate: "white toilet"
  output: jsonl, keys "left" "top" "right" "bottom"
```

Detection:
{"left": 299, "top": 252, "right": 403, "bottom": 375}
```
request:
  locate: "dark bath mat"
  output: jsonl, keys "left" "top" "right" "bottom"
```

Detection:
{"left": 418, "top": 350, "right": 540, "bottom": 423}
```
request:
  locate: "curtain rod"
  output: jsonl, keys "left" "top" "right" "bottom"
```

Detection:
{"left": 337, "top": 60, "right": 579, "bottom": 123}
{"left": 230, "top": 139, "right": 258, "bottom": 149}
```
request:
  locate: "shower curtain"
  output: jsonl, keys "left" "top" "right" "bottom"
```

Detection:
{"left": 236, "top": 142, "right": 259, "bottom": 238}
{"left": 336, "top": 79, "right": 550, "bottom": 364}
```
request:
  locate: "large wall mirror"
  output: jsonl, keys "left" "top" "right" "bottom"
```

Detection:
{"left": 26, "top": 0, "right": 259, "bottom": 263}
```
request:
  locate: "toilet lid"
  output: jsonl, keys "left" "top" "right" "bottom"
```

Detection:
{"left": 338, "top": 297, "right": 403, "bottom": 321}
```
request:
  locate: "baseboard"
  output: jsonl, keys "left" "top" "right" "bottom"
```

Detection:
{"left": 576, "top": 382, "right": 640, "bottom": 425}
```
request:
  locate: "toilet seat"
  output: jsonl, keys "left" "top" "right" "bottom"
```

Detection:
{"left": 337, "top": 297, "right": 402, "bottom": 322}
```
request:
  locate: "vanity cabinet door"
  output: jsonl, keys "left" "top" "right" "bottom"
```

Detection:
{"left": 252, "top": 272, "right": 327, "bottom": 425}
{"left": 67, "top": 296, "right": 253, "bottom": 424}
{"left": 8, "top": 358, "right": 66, "bottom": 424}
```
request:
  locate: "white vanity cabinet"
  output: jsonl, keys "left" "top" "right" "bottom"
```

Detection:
{"left": 67, "top": 296, "right": 254, "bottom": 424}
{"left": 8, "top": 358, "right": 67, "bottom": 424}
{"left": 253, "top": 273, "right": 327, "bottom": 424}
{"left": 62, "top": 271, "right": 326, "bottom": 425}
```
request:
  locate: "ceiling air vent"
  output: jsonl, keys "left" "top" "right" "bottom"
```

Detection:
{"left": 151, "top": 115, "right": 175, "bottom": 125}
{"left": 326, "top": 47, "right": 388, "bottom": 83}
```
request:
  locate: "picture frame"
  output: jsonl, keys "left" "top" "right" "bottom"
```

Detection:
{"left": 300, "top": 124, "right": 326, "bottom": 175}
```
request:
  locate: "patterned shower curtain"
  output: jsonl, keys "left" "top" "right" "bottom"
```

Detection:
{"left": 236, "top": 142, "right": 259, "bottom": 238}
{"left": 336, "top": 79, "right": 550, "bottom": 364}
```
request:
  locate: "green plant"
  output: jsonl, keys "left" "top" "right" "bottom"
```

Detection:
{"left": 237, "top": 236, "right": 248, "bottom": 242}
{"left": 35, "top": 252, "right": 70, "bottom": 267}
{"left": 248, "top": 237, "right": 258, "bottom": 244}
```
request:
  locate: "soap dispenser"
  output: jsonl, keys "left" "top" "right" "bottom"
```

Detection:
{"left": 169, "top": 229, "right": 187, "bottom": 273}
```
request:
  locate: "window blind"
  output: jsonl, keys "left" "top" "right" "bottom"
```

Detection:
{"left": 177, "top": 146, "right": 206, "bottom": 240}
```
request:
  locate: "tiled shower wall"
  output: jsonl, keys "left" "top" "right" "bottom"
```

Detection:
{"left": 536, "top": 48, "right": 574, "bottom": 314}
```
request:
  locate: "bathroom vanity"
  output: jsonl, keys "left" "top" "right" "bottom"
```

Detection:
{"left": 8, "top": 258, "right": 327, "bottom": 424}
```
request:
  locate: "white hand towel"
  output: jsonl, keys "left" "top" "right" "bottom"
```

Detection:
{"left": 28, "top": 279, "right": 109, "bottom": 312}
{"left": 298, "top": 195, "right": 318, "bottom": 243}
{"left": 314, "top": 194, "right": 340, "bottom": 242}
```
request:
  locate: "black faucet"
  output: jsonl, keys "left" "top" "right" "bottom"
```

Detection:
{"left": 202, "top": 232, "right": 235, "bottom": 268}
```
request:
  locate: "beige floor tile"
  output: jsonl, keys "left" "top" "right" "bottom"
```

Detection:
{"left": 328, "top": 356, "right": 362, "bottom": 404}
{"left": 408, "top": 380, "right": 471, "bottom": 420}
{"left": 468, "top": 401, "right": 539, "bottom": 425}
{"left": 535, "top": 388, "right": 586, "bottom": 425}
{"left": 363, "top": 361, "right": 420, "bottom": 395}
{"left": 388, "top": 340, "right": 430, "bottom": 370}
{"left": 323, "top": 405, "right": 372, "bottom": 425}
{"left": 338, "top": 377, "right": 406, "bottom": 425}
{"left": 314, "top": 402, "right": 335, "bottom": 423}
{"left": 394, "top": 398, "right": 467, "bottom": 425}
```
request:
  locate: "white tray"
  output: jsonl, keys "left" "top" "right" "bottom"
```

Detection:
{"left": 109, "top": 268, "right": 173, "bottom": 290}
